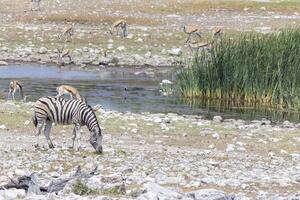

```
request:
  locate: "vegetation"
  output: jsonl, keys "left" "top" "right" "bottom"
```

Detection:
{"left": 176, "top": 28, "right": 300, "bottom": 110}
{"left": 72, "top": 179, "right": 98, "bottom": 195}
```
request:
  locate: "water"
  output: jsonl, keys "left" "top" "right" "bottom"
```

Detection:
{"left": 0, "top": 63, "right": 299, "bottom": 122}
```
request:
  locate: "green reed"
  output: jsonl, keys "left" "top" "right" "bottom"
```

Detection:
{"left": 176, "top": 28, "right": 300, "bottom": 110}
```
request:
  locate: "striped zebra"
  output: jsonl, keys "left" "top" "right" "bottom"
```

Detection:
{"left": 33, "top": 96, "right": 103, "bottom": 154}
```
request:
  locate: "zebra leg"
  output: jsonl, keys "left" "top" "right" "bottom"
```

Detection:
{"left": 44, "top": 120, "right": 54, "bottom": 148}
{"left": 71, "top": 126, "right": 76, "bottom": 149}
{"left": 34, "top": 120, "right": 44, "bottom": 148}
{"left": 73, "top": 123, "right": 81, "bottom": 151}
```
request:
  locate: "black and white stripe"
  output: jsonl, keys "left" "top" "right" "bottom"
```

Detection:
{"left": 33, "top": 96, "right": 102, "bottom": 153}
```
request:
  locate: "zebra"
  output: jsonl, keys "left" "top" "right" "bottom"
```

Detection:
{"left": 33, "top": 96, "right": 103, "bottom": 154}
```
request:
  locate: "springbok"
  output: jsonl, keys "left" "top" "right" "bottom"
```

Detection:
{"left": 31, "top": 0, "right": 41, "bottom": 11}
{"left": 60, "top": 24, "right": 75, "bottom": 42}
{"left": 56, "top": 85, "right": 86, "bottom": 103}
{"left": 57, "top": 46, "right": 72, "bottom": 66}
{"left": 7, "top": 80, "right": 25, "bottom": 101}
{"left": 110, "top": 20, "right": 128, "bottom": 37}
{"left": 212, "top": 27, "right": 223, "bottom": 39}
{"left": 183, "top": 25, "right": 202, "bottom": 44}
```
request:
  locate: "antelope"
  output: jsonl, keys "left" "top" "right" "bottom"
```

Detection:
{"left": 7, "top": 80, "right": 25, "bottom": 101}
{"left": 57, "top": 46, "right": 72, "bottom": 66}
{"left": 212, "top": 27, "right": 223, "bottom": 39}
{"left": 188, "top": 39, "right": 215, "bottom": 53}
{"left": 56, "top": 85, "right": 86, "bottom": 103}
{"left": 100, "top": 48, "right": 108, "bottom": 57}
{"left": 110, "top": 20, "right": 128, "bottom": 37}
{"left": 31, "top": 0, "right": 41, "bottom": 11}
{"left": 60, "top": 24, "right": 75, "bottom": 42}
{"left": 183, "top": 25, "right": 202, "bottom": 44}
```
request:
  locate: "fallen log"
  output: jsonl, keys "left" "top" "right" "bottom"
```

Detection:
{"left": 0, "top": 166, "right": 98, "bottom": 194}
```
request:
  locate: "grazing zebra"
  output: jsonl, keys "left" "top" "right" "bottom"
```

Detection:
{"left": 33, "top": 96, "right": 103, "bottom": 154}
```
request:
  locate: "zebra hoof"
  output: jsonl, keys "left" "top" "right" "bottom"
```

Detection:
{"left": 49, "top": 144, "right": 55, "bottom": 149}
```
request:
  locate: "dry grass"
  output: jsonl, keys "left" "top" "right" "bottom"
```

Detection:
{"left": 1, "top": 0, "right": 299, "bottom": 25}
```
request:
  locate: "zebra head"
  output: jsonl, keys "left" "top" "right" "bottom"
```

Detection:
{"left": 90, "top": 126, "right": 102, "bottom": 154}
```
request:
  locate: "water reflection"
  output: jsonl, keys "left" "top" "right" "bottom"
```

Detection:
{"left": 0, "top": 64, "right": 299, "bottom": 122}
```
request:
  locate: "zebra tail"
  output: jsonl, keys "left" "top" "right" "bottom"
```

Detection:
{"left": 32, "top": 112, "right": 37, "bottom": 127}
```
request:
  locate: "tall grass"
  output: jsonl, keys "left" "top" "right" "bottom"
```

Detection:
{"left": 176, "top": 28, "right": 300, "bottom": 110}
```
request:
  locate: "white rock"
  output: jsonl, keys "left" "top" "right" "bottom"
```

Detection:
{"left": 14, "top": 169, "right": 26, "bottom": 176}
{"left": 145, "top": 51, "right": 152, "bottom": 58}
{"left": 167, "top": 48, "right": 182, "bottom": 56}
{"left": 0, "top": 125, "right": 6, "bottom": 130}
{"left": 212, "top": 133, "right": 220, "bottom": 140}
{"left": 187, "top": 188, "right": 233, "bottom": 200}
{"left": 0, "top": 61, "right": 8, "bottom": 66}
{"left": 213, "top": 116, "right": 223, "bottom": 122}
{"left": 38, "top": 47, "right": 48, "bottom": 54}
{"left": 117, "top": 46, "right": 126, "bottom": 51}
{"left": 226, "top": 144, "right": 235, "bottom": 152}
{"left": 138, "top": 182, "right": 183, "bottom": 200}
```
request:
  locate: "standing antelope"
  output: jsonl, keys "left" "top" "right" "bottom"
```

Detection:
{"left": 212, "top": 27, "right": 223, "bottom": 39}
{"left": 183, "top": 25, "right": 202, "bottom": 44}
{"left": 57, "top": 46, "right": 72, "bottom": 66}
{"left": 33, "top": 96, "right": 103, "bottom": 153}
{"left": 60, "top": 24, "right": 75, "bottom": 42}
{"left": 31, "top": 0, "right": 41, "bottom": 11}
{"left": 7, "top": 80, "right": 25, "bottom": 101}
{"left": 56, "top": 85, "right": 86, "bottom": 103}
{"left": 100, "top": 48, "right": 108, "bottom": 57}
{"left": 110, "top": 20, "right": 128, "bottom": 37}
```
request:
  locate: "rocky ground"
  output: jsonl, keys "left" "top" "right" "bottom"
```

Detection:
{"left": 1, "top": 0, "right": 300, "bottom": 67}
{"left": 0, "top": 100, "right": 300, "bottom": 199}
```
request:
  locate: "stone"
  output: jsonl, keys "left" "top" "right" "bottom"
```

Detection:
{"left": 212, "top": 133, "right": 220, "bottom": 140}
{"left": 226, "top": 144, "right": 235, "bottom": 152}
{"left": 0, "top": 125, "right": 6, "bottom": 130}
{"left": 187, "top": 188, "right": 234, "bottom": 200}
{"left": 167, "top": 48, "right": 182, "bottom": 56}
{"left": 145, "top": 51, "right": 152, "bottom": 58}
{"left": 213, "top": 116, "right": 223, "bottom": 123}
{"left": 137, "top": 182, "right": 183, "bottom": 200}
{"left": 38, "top": 47, "right": 48, "bottom": 54}
{"left": 117, "top": 46, "right": 126, "bottom": 51}
{"left": 0, "top": 61, "right": 8, "bottom": 66}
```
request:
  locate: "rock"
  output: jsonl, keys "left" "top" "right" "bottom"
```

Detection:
{"left": 107, "top": 43, "right": 114, "bottom": 49}
{"left": 212, "top": 133, "right": 220, "bottom": 140}
{"left": 0, "top": 125, "right": 6, "bottom": 130}
{"left": 167, "top": 48, "right": 182, "bottom": 56}
{"left": 137, "top": 182, "right": 183, "bottom": 200}
{"left": 226, "top": 144, "right": 235, "bottom": 152}
{"left": 38, "top": 47, "right": 48, "bottom": 54}
{"left": 187, "top": 188, "right": 234, "bottom": 200}
{"left": 282, "top": 121, "right": 294, "bottom": 128}
{"left": 0, "top": 61, "right": 8, "bottom": 66}
{"left": 117, "top": 46, "right": 126, "bottom": 51}
{"left": 213, "top": 116, "right": 223, "bottom": 123}
{"left": 145, "top": 51, "right": 152, "bottom": 58}
{"left": 99, "top": 57, "right": 112, "bottom": 65}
